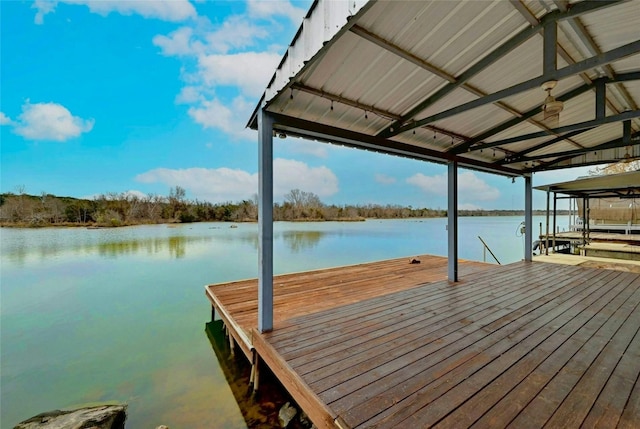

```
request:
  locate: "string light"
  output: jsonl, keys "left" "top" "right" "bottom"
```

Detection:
{"left": 364, "top": 111, "right": 368, "bottom": 119}
{"left": 330, "top": 100, "right": 334, "bottom": 111}
{"left": 493, "top": 149, "right": 496, "bottom": 158}
{"left": 451, "top": 137, "right": 454, "bottom": 146}
{"left": 290, "top": 89, "right": 294, "bottom": 100}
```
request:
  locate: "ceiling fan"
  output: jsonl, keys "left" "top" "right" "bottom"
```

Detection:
{"left": 541, "top": 80, "right": 564, "bottom": 128}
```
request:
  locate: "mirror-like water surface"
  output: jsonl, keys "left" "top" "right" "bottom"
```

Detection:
{"left": 1, "top": 217, "right": 567, "bottom": 427}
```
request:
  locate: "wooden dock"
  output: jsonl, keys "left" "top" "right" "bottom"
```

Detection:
{"left": 205, "top": 255, "right": 640, "bottom": 428}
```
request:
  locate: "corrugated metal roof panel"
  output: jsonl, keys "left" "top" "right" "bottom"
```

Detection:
{"left": 580, "top": 2, "right": 640, "bottom": 52}
{"left": 251, "top": 0, "right": 639, "bottom": 176}
{"left": 432, "top": 105, "right": 514, "bottom": 139}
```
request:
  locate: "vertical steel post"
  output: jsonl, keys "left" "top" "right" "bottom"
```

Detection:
{"left": 258, "top": 109, "right": 274, "bottom": 333}
{"left": 524, "top": 175, "right": 533, "bottom": 261}
{"left": 545, "top": 188, "right": 550, "bottom": 256}
{"left": 447, "top": 161, "right": 458, "bottom": 282}
{"left": 552, "top": 192, "right": 557, "bottom": 253}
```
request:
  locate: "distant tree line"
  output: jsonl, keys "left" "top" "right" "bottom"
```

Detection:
{"left": 0, "top": 186, "right": 553, "bottom": 227}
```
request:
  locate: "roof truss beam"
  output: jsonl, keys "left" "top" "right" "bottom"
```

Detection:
{"left": 451, "top": 71, "right": 640, "bottom": 154}
{"left": 351, "top": 23, "right": 571, "bottom": 147}
{"left": 379, "top": 0, "right": 626, "bottom": 138}
{"left": 498, "top": 128, "right": 595, "bottom": 165}
{"left": 391, "top": 39, "right": 640, "bottom": 136}
{"left": 290, "top": 83, "right": 473, "bottom": 143}
{"left": 450, "top": 82, "right": 593, "bottom": 154}
{"left": 525, "top": 131, "right": 639, "bottom": 167}
{"left": 266, "top": 112, "right": 521, "bottom": 176}
{"left": 478, "top": 109, "right": 640, "bottom": 148}
{"left": 553, "top": 0, "right": 639, "bottom": 114}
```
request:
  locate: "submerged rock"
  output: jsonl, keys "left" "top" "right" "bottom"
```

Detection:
{"left": 14, "top": 404, "right": 126, "bottom": 429}
{"left": 278, "top": 402, "right": 297, "bottom": 428}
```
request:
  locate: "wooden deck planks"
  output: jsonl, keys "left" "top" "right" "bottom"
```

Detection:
{"left": 331, "top": 266, "right": 622, "bottom": 427}
{"left": 206, "top": 255, "right": 490, "bottom": 349}
{"left": 207, "top": 257, "right": 640, "bottom": 429}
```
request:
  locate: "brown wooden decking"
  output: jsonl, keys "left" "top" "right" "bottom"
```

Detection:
{"left": 205, "top": 255, "right": 490, "bottom": 359}
{"left": 206, "top": 257, "right": 640, "bottom": 429}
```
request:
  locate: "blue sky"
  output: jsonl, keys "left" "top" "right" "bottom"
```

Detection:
{"left": 1, "top": 0, "right": 591, "bottom": 210}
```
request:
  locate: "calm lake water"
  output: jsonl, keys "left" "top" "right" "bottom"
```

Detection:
{"left": 1, "top": 216, "right": 567, "bottom": 427}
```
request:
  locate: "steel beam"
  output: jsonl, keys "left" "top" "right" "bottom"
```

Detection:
{"left": 453, "top": 72, "right": 640, "bottom": 154}
{"left": 379, "top": 0, "right": 624, "bottom": 138}
{"left": 531, "top": 132, "right": 639, "bottom": 167}
{"left": 524, "top": 175, "right": 532, "bottom": 261}
{"left": 596, "top": 79, "right": 606, "bottom": 120}
{"left": 268, "top": 112, "right": 522, "bottom": 176}
{"left": 350, "top": 25, "right": 456, "bottom": 83}
{"left": 477, "top": 110, "right": 640, "bottom": 148}
{"left": 553, "top": 0, "right": 639, "bottom": 114}
{"left": 543, "top": 21, "right": 557, "bottom": 76}
{"left": 498, "top": 128, "right": 595, "bottom": 165}
{"left": 451, "top": 82, "right": 592, "bottom": 154}
{"left": 258, "top": 109, "right": 274, "bottom": 333}
{"left": 393, "top": 40, "right": 640, "bottom": 135}
{"left": 448, "top": 161, "right": 458, "bottom": 281}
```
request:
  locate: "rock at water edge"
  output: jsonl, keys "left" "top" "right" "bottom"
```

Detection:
{"left": 278, "top": 402, "right": 298, "bottom": 428}
{"left": 14, "top": 404, "right": 127, "bottom": 429}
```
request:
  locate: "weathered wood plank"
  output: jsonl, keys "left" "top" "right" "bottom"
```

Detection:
{"left": 347, "top": 268, "right": 625, "bottom": 428}
{"left": 206, "top": 257, "right": 640, "bottom": 429}
{"left": 252, "top": 329, "right": 337, "bottom": 429}
{"left": 432, "top": 272, "right": 640, "bottom": 429}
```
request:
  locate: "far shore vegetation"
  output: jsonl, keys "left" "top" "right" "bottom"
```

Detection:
{"left": 0, "top": 186, "right": 559, "bottom": 228}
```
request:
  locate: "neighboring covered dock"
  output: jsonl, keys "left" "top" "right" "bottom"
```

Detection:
{"left": 204, "top": 0, "right": 640, "bottom": 427}
{"left": 535, "top": 170, "right": 640, "bottom": 259}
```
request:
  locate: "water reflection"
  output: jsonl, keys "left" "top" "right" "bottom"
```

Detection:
{"left": 280, "top": 230, "right": 323, "bottom": 253}
{"left": 3, "top": 234, "right": 214, "bottom": 265}
{"left": 205, "top": 321, "right": 305, "bottom": 429}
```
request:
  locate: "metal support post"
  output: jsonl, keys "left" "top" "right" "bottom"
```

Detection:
{"left": 447, "top": 161, "right": 458, "bottom": 282}
{"left": 545, "top": 188, "right": 550, "bottom": 256}
{"left": 524, "top": 175, "right": 533, "bottom": 261}
{"left": 258, "top": 108, "right": 274, "bottom": 333}
{"left": 552, "top": 192, "right": 557, "bottom": 253}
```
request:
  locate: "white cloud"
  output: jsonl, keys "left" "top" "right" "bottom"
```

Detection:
{"left": 33, "top": 0, "right": 57, "bottom": 25}
{"left": 460, "top": 203, "right": 482, "bottom": 210}
{"left": 0, "top": 112, "right": 14, "bottom": 126}
{"left": 10, "top": 101, "right": 94, "bottom": 141}
{"left": 247, "top": 0, "right": 305, "bottom": 24}
{"left": 33, "top": 0, "right": 196, "bottom": 24}
{"left": 149, "top": 2, "right": 303, "bottom": 138}
{"left": 204, "top": 15, "right": 269, "bottom": 53}
{"left": 407, "top": 173, "right": 447, "bottom": 196}
{"left": 375, "top": 173, "right": 397, "bottom": 184}
{"left": 407, "top": 171, "right": 500, "bottom": 203}
{"left": 175, "top": 86, "right": 203, "bottom": 104}
{"left": 197, "top": 51, "right": 281, "bottom": 97}
{"left": 187, "top": 96, "right": 254, "bottom": 139}
{"left": 135, "top": 158, "right": 339, "bottom": 202}
{"left": 153, "top": 26, "right": 197, "bottom": 56}
{"left": 278, "top": 137, "right": 329, "bottom": 158}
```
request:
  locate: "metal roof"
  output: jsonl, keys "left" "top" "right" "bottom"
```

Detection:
{"left": 248, "top": 0, "right": 640, "bottom": 177}
{"left": 534, "top": 169, "right": 640, "bottom": 197}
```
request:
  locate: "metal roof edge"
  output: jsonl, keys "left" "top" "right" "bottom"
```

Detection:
{"left": 247, "top": 0, "right": 373, "bottom": 130}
